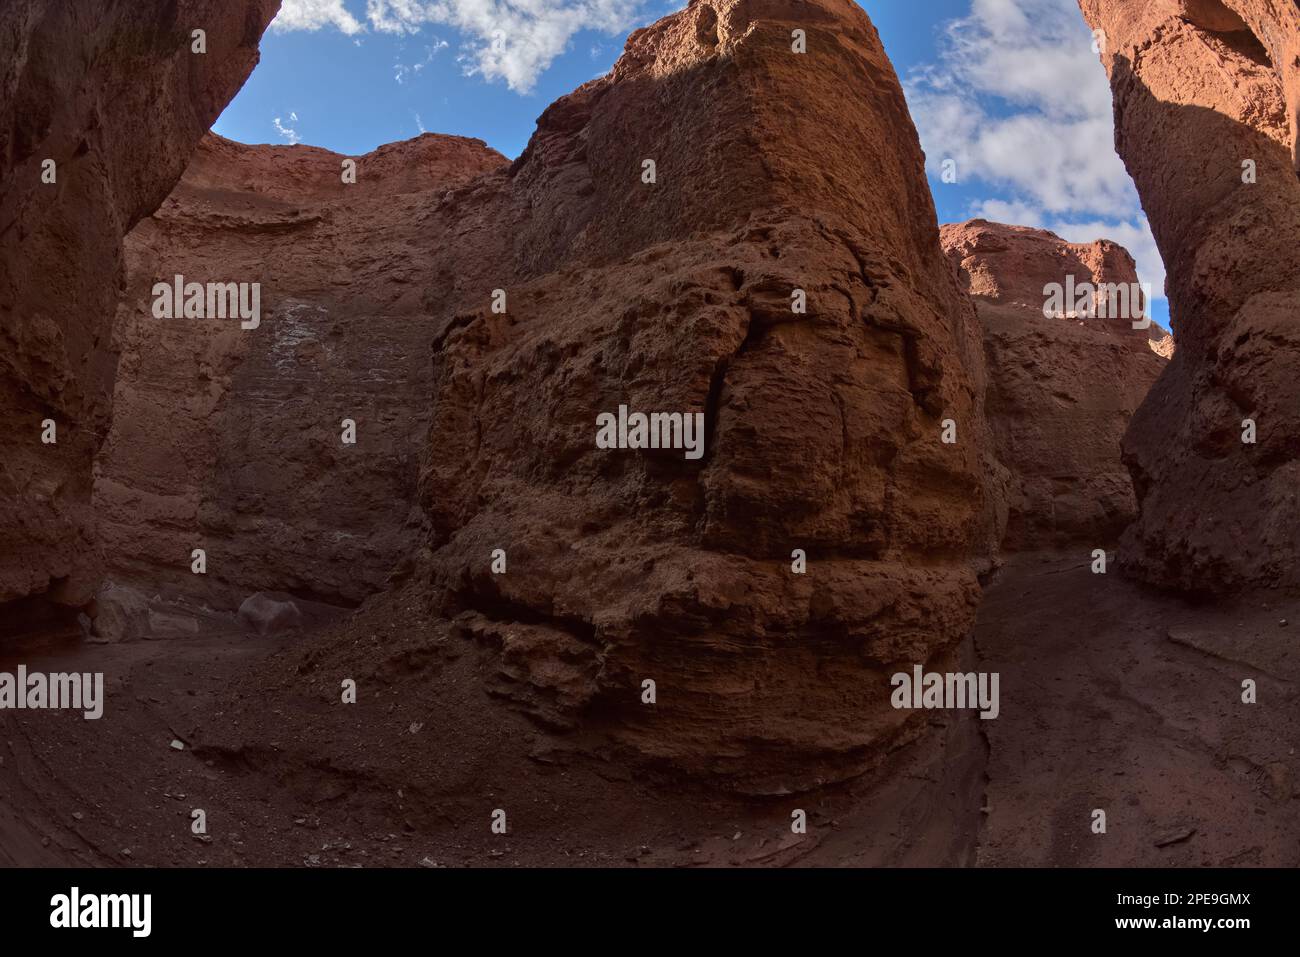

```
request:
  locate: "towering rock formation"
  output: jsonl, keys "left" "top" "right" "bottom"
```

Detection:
{"left": 0, "top": 0, "right": 279, "bottom": 620}
{"left": 942, "top": 220, "right": 1167, "bottom": 550}
{"left": 96, "top": 133, "right": 505, "bottom": 607}
{"left": 1078, "top": 0, "right": 1300, "bottom": 591}
{"left": 415, "top": 0, "right": 1006, "bottom": 788}
{"left": 106, "top": 0, "right": 1003, "bottom": 790}
{"left": 100, "top": 0, "right": 1005, "bottom": 786}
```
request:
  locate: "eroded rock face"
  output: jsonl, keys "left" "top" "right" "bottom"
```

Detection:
{"left": 941, "top": 220, "right": 1168, "bottom": 550}
{"left": 94, "top": 134, "right": 505, "bottom": 606}
{"left": 0, "top": 0, "right": 278, "bottom": 613}
{"left": 94, "top": 0, "right": 1002, "bottom": 787}
{"left": 1078, "top": 0, "right": 1300, "bottom": 591}
{"left": 417, "top": 0, "right": 1006, "bottom": 788}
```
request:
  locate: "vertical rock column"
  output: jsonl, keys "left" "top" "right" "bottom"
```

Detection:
{"left": 1078, "top": 0, "right": 1300, "bottom": 591}
{"left": 419, "top": 0, "right": 1007, "bottom": 790}
{"left": 0, "top": 0, "right": 278, "bottom": 616}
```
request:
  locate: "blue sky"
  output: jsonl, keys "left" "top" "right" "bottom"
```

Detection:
{"left": 213, "top": 0, "right": 1168, "bottom": 329}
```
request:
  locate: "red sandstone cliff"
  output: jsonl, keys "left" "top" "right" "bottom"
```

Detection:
{"left": 413, "top": 0, "right": 1006, "bottom": 788}
{"left": 97, "top": 0, "right": 1006, "bottom": 788}
{"left": 3, "top": 0, "right": 1299, "bottom": 873}
{"left": 95, "top": 133, "right": 505, "bottom": 610}
{"left": 1079, "top": 0, "right": 1300, "bottom": 591}
{"left": 0, "top": 0, "right": 279, "bottom": 620}
{"left": 942, "top": 220, "right": 1168, "bottom": 550}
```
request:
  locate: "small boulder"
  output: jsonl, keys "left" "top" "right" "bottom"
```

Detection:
{"left": 92, "top": 582, "right": 150, "bottom": 642}
{"left": 237, "top": 592, "right": 302, "bottom": 636}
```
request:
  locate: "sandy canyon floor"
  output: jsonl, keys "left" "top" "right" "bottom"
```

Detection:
{"left": 2, "top": 552, "right": 1295, "bottom": 868}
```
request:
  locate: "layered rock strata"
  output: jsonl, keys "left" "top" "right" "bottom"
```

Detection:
{"left": 95, "top": 133, "right": 504, "bottom": 608}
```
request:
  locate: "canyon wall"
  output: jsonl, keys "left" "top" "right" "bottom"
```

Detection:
{"left": 17, "top": 0, "right": 1189, "bottom": 790}
{"left": 1078, "top": 0, "right": 1300, "bottom": 591}
{"left": 414, "top": 0, "right": 1007, "bottom": 789}
{"left": 0, "top": 0, "right": 279, "bottom": 620}
{"left": 95, "top": 133, "right": 505, "bottom": 609}
{"left": 96, "top": 0, "right": 1006, "bottom": 786}
{"left": 942, "top": 220, "right": 1167, "bottom": 550}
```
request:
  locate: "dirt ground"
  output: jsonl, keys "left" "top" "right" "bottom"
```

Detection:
{"left": 2, "top": 552, "right": 1296, "bottom": 867}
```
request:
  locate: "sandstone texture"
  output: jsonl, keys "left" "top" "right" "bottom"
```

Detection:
{"left": 95, "top": 133, "right": 504, "bottom": 607}
{"left": 93, "top": 0, "right": 1005, "bottom": 787}
{"left": 7, "top": 0, "right": 1294, "bottom": 872}
{"left": 0, "top": 0, "right": 278, "bottom": 613}
{"left": 412, "top": 0, "right": 1006, "bottom": 788}
{"left": 1079, "top": 0, "right": 1300, "bottom": 591}
{"left": 941, "top": 220, "right": 1167, "bottom": 550}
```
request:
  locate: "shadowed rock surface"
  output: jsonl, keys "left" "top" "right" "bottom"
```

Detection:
{"left": 5, "top": 0, "right": 1299, "bottom": 871}
{"left": 941, "top": 220, "right": 1167, "bottom": 550}
{"left": 95, "top": 0, "right": 1005, "bottom": 790}
{"left": 5, "top": 0, "right": 1240, "bottom": 820}
{"left": 95, "top": 133, "right": 505, "bottom": 608}
{"left": 408, "top": 0, "right": 1007, "bottom": 789}
{"left": 0, "top": 0, "right": 279, "bottom": 622}
{"left": 1079, "top": 0, "right": 1300, "bottom": 591}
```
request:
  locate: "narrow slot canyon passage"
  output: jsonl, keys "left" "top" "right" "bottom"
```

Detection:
{"left": 2, "top": 0, "right": 1299, "bottom": 873}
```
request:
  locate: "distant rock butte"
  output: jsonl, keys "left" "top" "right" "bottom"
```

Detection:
{"left": 942, "top": 220, "right": 1168, "bottom": 550}
{"left": 0, "top": 0, "right": 279, "bottom": 618}
{"left": 1079, "top": 0, "right": 1300, "bottom": 592}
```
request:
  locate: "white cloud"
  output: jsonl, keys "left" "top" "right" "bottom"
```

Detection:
{"left": 274, "top": 0, "right": 646, "bottom": 93}
{"left": 273, "top": 0, "right": 365, "bottom": 34}
{"left": 909, "top": 0, "right": 1166, "bottom": 300}
{"left": 970, "top": 198, "right": 1042, "bottom": 226}
{"left": 393, "top": 38, "right": 449, "bottom": 84}
{"left": 273, "top": 115, "right": 302, "bottom": 144}
{"left": 368, "top": 0, "right": 646, "bottom": 92}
